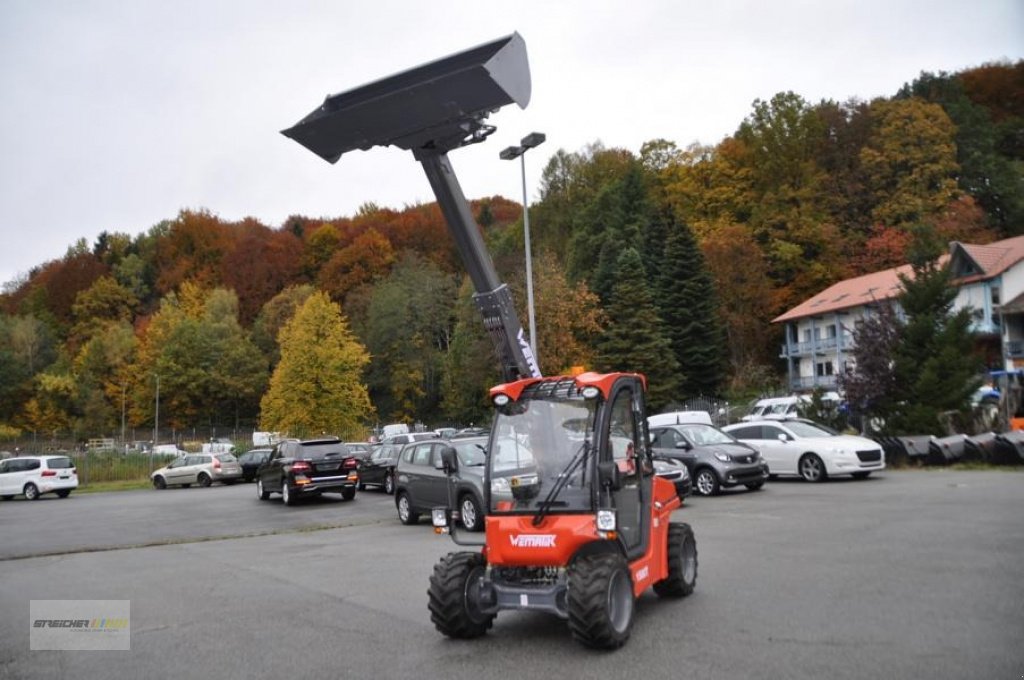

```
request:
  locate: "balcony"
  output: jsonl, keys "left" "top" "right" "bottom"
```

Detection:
{"left": 779, "top": 335, "right": 854, "bottom": 358}
{"left": 789, "top": 375, "right": 839, "bottom": 391}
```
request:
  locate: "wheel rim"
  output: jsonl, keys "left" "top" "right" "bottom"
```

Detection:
{"left": 398, "top": 495, "right": 410, "bottom": 522}
{"left": 607, "top": 568, "right": 634, "bottom": 633}
{"left": 461, "top": 497, "right": 477, "bottom": 529}
{"left": 682, "top": 536, "right": 697, "bottom": 583}
{"left": 25, "top": 484, "right": 38, "bottom": 500}
{"left": 801, "top": 456, "right": 822, "bottom": 481}
{"left": 463, "top": 565, "right": 490, "bottom": 624}
{"left": 257, "top": 479, "right": 263, "bottom": 497}
{"left": 384, "top": 473, "right": 394, "bottom": 494}
{"left": 696, "top": 471, "right": 715, "bottom": 495}
{"left": 282, "top": 483, "right": 290, "bottom": 504}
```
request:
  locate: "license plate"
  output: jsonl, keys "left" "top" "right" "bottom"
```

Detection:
{"left": 317, "top": 463, "right": 339, "bottom": 472}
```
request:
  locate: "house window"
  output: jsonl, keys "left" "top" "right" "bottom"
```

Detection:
{"left": 816, "top": 361, "right": 834, "bottom": 377}
{"left": 992, "top": 287, "right": 1001, "bottom": 306}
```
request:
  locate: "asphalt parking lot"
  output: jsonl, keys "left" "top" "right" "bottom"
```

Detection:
{"left": 1, "top": 470, "right": 1022, "bottom": 680}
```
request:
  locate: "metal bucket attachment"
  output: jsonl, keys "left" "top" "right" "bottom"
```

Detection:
{"left": 282, "top": 33, "right": 531, "bottom": 162}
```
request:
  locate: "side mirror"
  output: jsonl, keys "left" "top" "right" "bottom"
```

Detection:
{"left": 598, "top": 461, "right": 622, "bottom": 492}
{"left": 777, "top": 434, "right": 788, "bottom": 443}
{"left": 674, "top": 441, "right": 692, "bottom": 451}
{"left": 440, "top": 447, "right": 459, "bottom": 474}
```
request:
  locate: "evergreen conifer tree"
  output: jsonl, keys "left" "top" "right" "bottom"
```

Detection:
{"left": 654, "top": 216, "right": 726, "bottom": 397}
{"left": 595, "top": 247, "right": 681, "bottom": 409}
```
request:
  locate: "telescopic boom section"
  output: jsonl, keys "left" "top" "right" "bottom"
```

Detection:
{"left": 281, "top": 32, "right": 540, "bottom": 381}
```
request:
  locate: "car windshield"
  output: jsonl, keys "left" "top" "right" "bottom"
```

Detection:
{"left": 489, "top": 395, "right": 596, "bottom": 514}
{"left": 783, "top": 421, "right": 838, "bottom": 438}
{"left": 678, "top": 424, "right": 735, "bottom": 446}
{"left": 451, "top": 439, "right": 487, "bottom": 467}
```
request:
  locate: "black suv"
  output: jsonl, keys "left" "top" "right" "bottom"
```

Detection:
{"left": 394, "top": 437, "right": 487, "bottom": 531}
{"left": 256, "top": 437, "right": 359, "bottom": 505}
{"left": 649, "top": 422, "right": 768, "bottom": 496}
{"left": 357, "top": 442, "right": 401, "bottom": 494}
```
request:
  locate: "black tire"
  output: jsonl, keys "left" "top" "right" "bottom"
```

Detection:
{"left": 153, "top": 475, "right": 167, "bottom": 490}
{"left": 428, "top": 551, "right": 495, "bottom": 638}
{"left": 459, "top": 493, "right": 483, "bottom": 532}
{"left": 341, "top": 486, "right": 356, "bottom": 501}
{"left": 851, "top": 471, "right": 871, "bottom": 480}
{"left": 654, "top": 522, "right": 698, "bottom": 597}
{"left": 694, "top": 468, "right": 720, "bottom": 496}
{"left": 256, "top": 478, "right": 270, "bottom": 500}
{"left": 197, "top": 473, "right": 212, "bottom": 488}
{"left": 56, "top": 490, "right": 71, "bottom": 498}
{"left": 24, "top": 483, "right": 40, "bottom": 501}
{"left": 396, "top": 492, "right": 419, "bottom": 525}
{"left": 281, "top": 481, "right": 297, "bottom": 506}
{"left": 799, "top": 454, "right": 827, "bottom": 483}
{"left": 745, "top": 481, "right": 764, "bottom": 491}
{"left": 384, "top": 471, "right": 395, "bottom": 495}
{"left": 567, "top": 553, "right": 635, "bottom": 650}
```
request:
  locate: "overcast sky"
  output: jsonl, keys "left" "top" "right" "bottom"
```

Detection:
{"left": 1, "top": 0, "right": 1021, "bottom": 288}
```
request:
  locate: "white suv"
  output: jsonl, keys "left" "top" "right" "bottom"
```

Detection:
{"left": 0, "top": 455, "right": 79, "bottom": 500}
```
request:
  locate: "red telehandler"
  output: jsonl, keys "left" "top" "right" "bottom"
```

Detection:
{"left": 282, "top": 32, "right": 697, "bottom": 650}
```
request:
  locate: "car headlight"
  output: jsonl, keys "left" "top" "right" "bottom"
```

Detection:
{"left": 714, "top": 452, "right": 731, "bottom": 463}
{"left": 829, "top": 447, "right": 849, "bottom": 456}
{"left": 491, "top": 478, "right": 510, "bottom": 494}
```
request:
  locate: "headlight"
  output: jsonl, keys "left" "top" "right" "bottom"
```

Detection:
{"left": 829, "top": 448, "right": 849, "bottom": 456}
{"left": 714, "top": 452, "right": 731, "bottom": 463}
{"left": 596, "top": 510, "right": 616, "bottom": 531}
{"left": 491, "top": 478, "right": 510, "bottom": 494}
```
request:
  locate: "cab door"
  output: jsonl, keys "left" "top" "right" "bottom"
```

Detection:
{"left": 603, "top": 378, "right": 651, "bottom": 559}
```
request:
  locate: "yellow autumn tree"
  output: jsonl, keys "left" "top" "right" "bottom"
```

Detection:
{"left": 260, "top": 291, "right": 373, "bottom": 439}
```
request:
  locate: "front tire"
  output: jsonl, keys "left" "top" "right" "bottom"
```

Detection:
{"left": 341, "top": 486, "right": 356, "bottom": 501}
{"left": 694, "top": 468, "right": 720, "bottom": 496}
{"left": 256, "top": 478, "right": 270, "bottom": 500}
{"left": 24, "top": 483, "right": 40, "bottom": 501}
{"left": 459, "top": 494, "right": 483, "bottom": 532}
{"left": 396, "top": 492, "right": 419, "bottom": 525}
{"left": 428, "top": 551, "right": 495, "bottom": 638}
{"left": 799, "top": 454, "right": 827, "bottom": 483}
{"left": 654, "top": 523, "right": 698, "bottom": 597}
{"left": 153, "top": 475, "right": 167, "bottom": 490}
{"left": 567, "top": 553, "right": 635, "bottom": 650}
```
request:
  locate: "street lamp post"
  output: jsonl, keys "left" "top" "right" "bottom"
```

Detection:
{"left": 500, "top": 132, "right": 546, "bottom": 368}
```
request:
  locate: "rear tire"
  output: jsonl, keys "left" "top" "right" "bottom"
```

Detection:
{"left": 281, "top": 481, "right": 296, "bottom": 506}
{"left": 799, "top": 454, "right": 827, "bottom": 483}
{"left": 153, "top": 476, "right": 167, "bottom": 490}
{"left": 428, "top": 551, "right": 495, "bottom": 638}
{"left": 197, "top": 473, "right": 212, "bottom": 488}
{"left": 24, "top": 483, "right": 40, "bottom": 501}
{"left": 567, "top": 553, "right": 635, "bottom": 650}
{"left": 396, "top": 492, "right": 419, "bottom": 525}
{"left": 341, "top": 487, "right": 356, "bottom": 501}
{"left": 56, "top": 490, "right": 71, "bottom": 498}
{"left": 654, "top": 522, "right": 698, "bottom": 597}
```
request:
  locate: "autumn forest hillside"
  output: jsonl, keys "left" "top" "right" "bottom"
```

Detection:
{"left": 1, "top": 62, "right": 1022, "bottom": 442}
